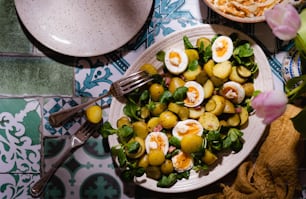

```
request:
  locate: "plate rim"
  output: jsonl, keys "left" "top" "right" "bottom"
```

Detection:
{"left": 108, "top": 24, "right": 273, "bottom": 193}
{"left": 14, "top": 0, "right": 153, "bottom": 57}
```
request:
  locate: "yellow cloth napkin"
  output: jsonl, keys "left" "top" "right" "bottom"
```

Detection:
{"left": 198, "top": 104, "right": 303, "bottom": 199}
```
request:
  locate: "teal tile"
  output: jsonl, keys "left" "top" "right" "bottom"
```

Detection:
{"left": 0, "top": 98, "right": 41, "bottom": 173}
{"left": 0, "top": 0, "right": 32, "bottom": 53}
{"left": 0, "top": 173, "right": 40, "bottom": 198}
{"left": 43, "top": 137, "right": 125, "bottom": 199}
{"left": 0, "top": 56, "right": 74, "bottom": 96}
{"left": 43, "top": 97, "right": 84, "bottom": 137}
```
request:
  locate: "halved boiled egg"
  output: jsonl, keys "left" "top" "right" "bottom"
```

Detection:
{"left": 145, "top": 132, "right": 169, "bottom": 155}
{"left": 184, "top": 81, "right": 205, "bottom": 107}
{"left": 172, "top": 119, "right": 203, "bottom": 140}
{"left": 164, "top": 48, "right": 188, "bottom": 75}
{"left": 212, "top": 36, "right": 234, "bottom": 63}
{"left": 172, "top": 150, "right": 194, "bottom": 172}
{"left": 220, "top": 81, "right": 245, "bottom": 104}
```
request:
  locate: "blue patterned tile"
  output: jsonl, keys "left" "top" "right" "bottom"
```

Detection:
{"left": 43, "top": 136, "right": 130, "bottom": 199}
{"left": 0, "top": 98, "right": 41, "bottom": 173}
{"left": 43, "top": 97, "right": 84, "bottom": 137}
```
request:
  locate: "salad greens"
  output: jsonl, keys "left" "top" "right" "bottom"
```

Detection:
{"left": 101, "top": 33, "right": 257, "bottom": 188}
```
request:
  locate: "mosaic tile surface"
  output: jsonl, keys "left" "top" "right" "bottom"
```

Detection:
{"left": 43, "top": 136, "right": 124, "bottom": 199}
{"left": 0, "top": 0, "right": 305, "bottom": 198}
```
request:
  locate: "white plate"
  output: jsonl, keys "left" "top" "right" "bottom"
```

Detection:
{"left": 14, "top": 0, "right": 153, "bottom": 57}
{"left": 108, "top": 24, "right": 273, "bottom": 193}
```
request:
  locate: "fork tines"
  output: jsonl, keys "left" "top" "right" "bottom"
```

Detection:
{"left": 73, "top": 121, "right": 99, "bottom": 144}
{"left": 119, "top": 71, "right": 153, "bottom": 94}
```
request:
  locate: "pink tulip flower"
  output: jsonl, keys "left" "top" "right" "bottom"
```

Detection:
{"left": 264, "top": 4, "right": 301, "bottom": 41}
{"left": 251, "top": 90, "right": 288, "bottom": 124}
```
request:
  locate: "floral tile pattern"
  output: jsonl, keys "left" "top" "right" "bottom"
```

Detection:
{"left": 0, "top": 98, "right": 41, "bottom": 174}
{"left": 0, "top": 174, "right": 40, "bottom": 198}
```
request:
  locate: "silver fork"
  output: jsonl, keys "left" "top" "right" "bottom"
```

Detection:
{"left": 30, "top": 121, "right": 99, "bottom": 198}
{"left": 49, "top": 70, "right": 153, "bottom": 127}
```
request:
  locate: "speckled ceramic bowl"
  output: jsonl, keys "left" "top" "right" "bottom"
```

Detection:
{"left": 15, "top": 0, "right": 153, "bottom": 57}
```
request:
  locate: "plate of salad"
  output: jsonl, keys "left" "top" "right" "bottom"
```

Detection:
{"left": 104, "top": 24, "right": 273, "bottom": 193}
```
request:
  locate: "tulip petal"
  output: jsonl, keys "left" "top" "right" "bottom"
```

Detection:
{"left": 262, "top": 105, "right": 287, "bottom": 124}
{"left": 264, "top": 4, "right": 301, "bottom": 41}
{"left": 251, "top": 90, "right": 288, "bottom": 124}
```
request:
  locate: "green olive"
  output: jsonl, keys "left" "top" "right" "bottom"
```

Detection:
{"left": 149, "top": 83, "right": 165, "bottom": 101}
{"left": 242, "top": 82, "right": 255, "bottom": 97}
{"left": 181, "top": 134, "right": 203, "bottom": 153}
{"left": 147, "top": 117, "right": 160, "bottom": 132}
{"left": 195, "top": 70, "right": 209, "bottom": 85}
{"left": 159, "top": 111, "right": 178, "bottom": 129}
{"left": 140, "top": 63, "right": 158, "bottom": 75}
{"left": 116, "top": 116, "right": 131, "bottom": 128}
{"left": 150, "top": 102, "right": 167, "bottom": 116}
{"left": 140, "top": 106, "right": 150, "bottom": 119}
{"left": 148, "top": 149, "right": 165, "bottom": 166}
{"left": 126, "top": 137, "right": 145, "bottom": 159}
{"left": 177, "top": 107, "right": 189, "bottom": 120}
{"left": 168, "top": 77, "right": 185, "bottom": 93}
{"left": 132, "top": 121, "right": 148, "bottom": 139}
{"left": 202, "top": 149, "right": 218, "bottom": 165}
{"left": 138, "top": 154, "right": 149, "bottom": 168}
{"left": 161, "top": 160, "right": 174, "bottom": 174}
{"left": 146, "top": 166, "right": 162, "bottom": 180}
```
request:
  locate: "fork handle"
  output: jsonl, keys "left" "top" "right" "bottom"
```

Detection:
{"left": 30, "top": 146, "right": 74, "bottom": 198}
{"left": 49, "top": 92, "right": 111, "bottom": 127}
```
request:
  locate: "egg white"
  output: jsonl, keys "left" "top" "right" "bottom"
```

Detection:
{"left": 172, "top": 119, "right": 203, "bottom": 140}
{"left": 145, "top": 131, "right": 169, "bottom": 155}
{"left": 212, "top": 36, "right": 234, "bottom": 63}
{"left": 172, "top": 150, "right": 194, "bottom": 172}
{"left": 164, "top": 48, "right": 188, "bottom": 75}
{"left": 220, "top": 81, "right": 245, "bottom": 104}
{"left": 184, "top": 81, "right": 205, "bottom": 108}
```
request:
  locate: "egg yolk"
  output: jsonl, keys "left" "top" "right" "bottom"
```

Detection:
{"left": 150, "top": 135, "right": 166, "bottom": 151}
{"left": 169, "top": 51, "right": 182, "bottom": 66}
{"left": 174, "top": 152, "right": 192, "bottom": 170}
{"left": 222, "top": 87, "right": 238, "bottom": 100}
{"left": 178, "top": 122, "right": 200, "bottom": 136}
{"left": 215, "top": 39, "right": 228, "bottom": 58}
{"left": 184, "top": 86, "right": 199, "bottom": 105}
